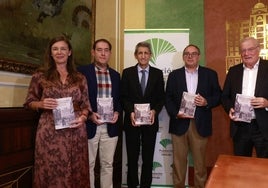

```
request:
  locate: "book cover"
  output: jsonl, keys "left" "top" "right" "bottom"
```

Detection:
{"left": 53, "top": 97, "right": 75, "bottom": 130}
{"left": 134, "top": 103, "right": 151, "bottom": 125}
{"left": 97, "top": 97, "right": 114, "bottom": 123}
{"left": 179, "top": 92, "right": 197, "bottom": 118}
{"left": 234, "top": 94, "right": 255, "bottom": 123}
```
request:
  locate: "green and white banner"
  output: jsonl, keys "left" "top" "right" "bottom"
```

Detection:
{"left": 122, "top": 29, "right": 189, "bottom": 187}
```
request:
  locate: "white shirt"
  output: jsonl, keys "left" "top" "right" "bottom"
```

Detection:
{"left": 138, "top": 65, "right": 149, "bottom": 87}
{"left": 242, "top": 61, "right": 259, "bottom": 96}
{"left": 185, "top": 66, "right": 198, "bottom": 94}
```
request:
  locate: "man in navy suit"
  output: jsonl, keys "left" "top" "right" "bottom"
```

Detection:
{"left": 165, "top": 44, "right": 221, "bottom": 188}
{"left": 77, "top": 39, "right": 121, "bottom": 188}
{"left": 121, "top": 41, "right": 165, "bottom": 188}
{"left": 222, "top": 37, "right": 268, "bottom": 158}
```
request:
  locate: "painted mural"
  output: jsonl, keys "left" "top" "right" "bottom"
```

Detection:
{"left": 0, "top": 0, "right": 93, "bottom": 74}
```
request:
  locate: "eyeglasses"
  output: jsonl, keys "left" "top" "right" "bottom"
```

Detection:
{"left": 183, "top": 52, "right": 199, "bottom": 57}
{"left": 240, "top": 46, "right": 259, "bottom": 54}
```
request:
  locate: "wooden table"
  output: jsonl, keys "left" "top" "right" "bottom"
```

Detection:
{"left": 206, "top": 154, "right": 268, "bottom": 188}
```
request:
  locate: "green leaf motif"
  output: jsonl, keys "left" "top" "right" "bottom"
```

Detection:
{"left": 146, "top": 38, "right": 177, "bottom": 64}
{"left": 160, "top": 138, "right": 172, "bottom": 148}
{"left": 152, "top": 161, "right": 162, "bottom": 171}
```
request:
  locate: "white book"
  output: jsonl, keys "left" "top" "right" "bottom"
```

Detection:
{"left": 134, "top": 103, "right": 151, "bottom": 125}
{"left": 179, "top": 92, "right": 197, "bottom": 118}
{"left": 97, "top": 97, "right": 114, "bottom": 123}
{"left": 53, "top": 97, "right": 75, "bottom": 130}
{"left": 234, "top": 94, "right": 255, "bottom": 123}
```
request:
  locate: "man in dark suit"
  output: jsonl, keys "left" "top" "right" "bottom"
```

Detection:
{"left": 222, "top": 37, "right": 268, "bottom": 158}
{"left": 165, "top": 44, "right": 221, "bottom": 188}
{"left": 121, "top": 41, "right": 165, "bottom": 188}
{"left": 77, "top": 39, "right": 121, "bottom": 188}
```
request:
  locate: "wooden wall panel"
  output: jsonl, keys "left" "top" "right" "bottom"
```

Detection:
{"left": 0, "top": 108, "right": 38, "bottom": 188}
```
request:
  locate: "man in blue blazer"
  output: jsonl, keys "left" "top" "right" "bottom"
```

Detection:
{"left": 165, "top": 44, "right": 221, "bottom": 188}
{"left": 222, "top": 37, "right": 268, "bottom": 158}
{"left": 121, "top": 41, "right": 165, "bottom": 188}
{"left": 77, "top": 39, "right": 121, "bottom": 188}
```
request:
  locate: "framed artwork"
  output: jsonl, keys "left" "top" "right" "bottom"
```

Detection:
{"left": 0, "top": 0, "right": 95, "bottom": 74}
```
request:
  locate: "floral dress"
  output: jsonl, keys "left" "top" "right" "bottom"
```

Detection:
{"left": 24, "top": 72, "right": 90, "bottom": 188}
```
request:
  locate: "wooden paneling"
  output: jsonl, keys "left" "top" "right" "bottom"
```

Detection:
{"left": 0, "top": 107, "right": 38, "bottom": 188}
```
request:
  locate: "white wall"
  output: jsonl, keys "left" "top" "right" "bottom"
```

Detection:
{"left": 0, "top": 71, "right": 31, "bottom": 107}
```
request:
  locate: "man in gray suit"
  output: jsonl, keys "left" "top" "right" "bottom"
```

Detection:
{"left": 222, "top": 37, "right": 268, "bottom": 158}
{"left": 121, "top": 41, "right": 165, "bottom": 188}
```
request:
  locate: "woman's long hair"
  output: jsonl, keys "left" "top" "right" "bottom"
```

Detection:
{"left": 39, "top": 35, "right": 80, "bottom": 83}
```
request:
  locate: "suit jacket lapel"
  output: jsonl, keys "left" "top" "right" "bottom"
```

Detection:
{"left": 89, "top": 64, "right": 98, "bottom": 98}
{"left": 176, "top": 68, "right": 187, "bottom": 92}
{"left": 237, "top": 65, "right": 244, "bottom": 94}
{"left": 196, "top": 67, "right": 203, "bottom": 93}
{"left": 133, "top": 65, "right": 143, "bottom": 96}
{"left": 255, "top": 60, "right": 265, "bottom": 95}
{"left": 144, "top": 66, "right": 153, "bottom": 96}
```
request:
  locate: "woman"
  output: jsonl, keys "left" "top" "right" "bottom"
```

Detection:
{"left": 24, "top": 35, "right": 91, "bottom": 187}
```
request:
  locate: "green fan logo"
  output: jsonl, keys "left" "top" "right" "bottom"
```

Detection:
{"left": 152, "top": 161, "right": 162, "bottom": 171}
{"left": 160, "top": 138, "right": 172, "bottom": 148}
{"left": 146, "top": 38, "right": 177, "bottom": 64}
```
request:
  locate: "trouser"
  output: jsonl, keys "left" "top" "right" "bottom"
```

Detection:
{"left": 172, "top": 120, "right": 208, "bottom": 188}
{"left": 88, "top": 124, "right": 118, "bottom": 188}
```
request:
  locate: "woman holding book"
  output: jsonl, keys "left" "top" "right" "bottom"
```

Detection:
{"left": 24, "top": 35, "right": 91, "bottom": 187}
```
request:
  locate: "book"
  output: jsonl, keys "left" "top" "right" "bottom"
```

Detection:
{"left": 97, "top": 97, "right": 114, "bottom": 123}
{"left": 134, "top": 103, "right": 151, "bottom": 125}
{"left": 179, "top": 92, "right": 197, "bottom": 118}
{"left": 234, "top": 94, "right": 255, "bottom": 123}
{"left": 53, "top": 97, "right": 75, "bottom": 130}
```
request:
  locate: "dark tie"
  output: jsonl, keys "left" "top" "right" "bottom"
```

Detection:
{"left": 140, "top": 70, "right": 146, "bottom": 95}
